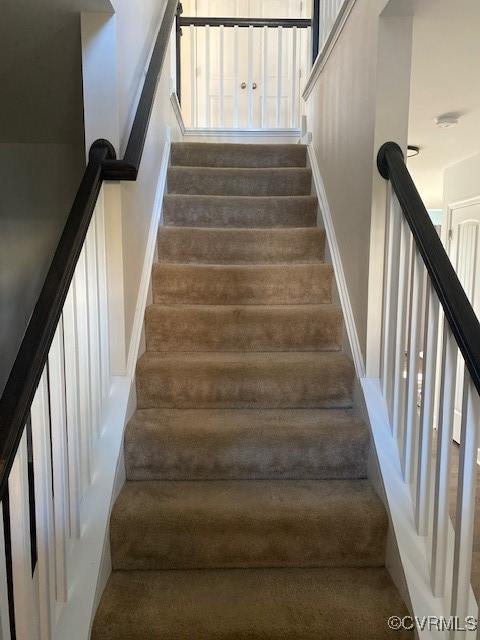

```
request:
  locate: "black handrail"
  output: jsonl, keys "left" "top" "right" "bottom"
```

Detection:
{"left": 0, "top": 0, "right": 179, "bottom": 500}
{"left": 178, "top": 16, "right": 312, "bottom": 29}
{"left": 378, "top": 142, "right": 480, "bottom": 397}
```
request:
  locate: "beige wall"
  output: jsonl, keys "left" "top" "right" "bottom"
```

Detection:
{"left": 305, "top": 0, "right": 413, "bottom": 372}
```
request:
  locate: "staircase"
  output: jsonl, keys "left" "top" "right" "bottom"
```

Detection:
{"left": 92, "top": 143, "right": 411, "bottom": 639}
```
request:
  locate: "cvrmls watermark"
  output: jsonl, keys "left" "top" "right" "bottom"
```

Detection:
{"left": 388, "top": 616, "right": 478, "bottom": 632}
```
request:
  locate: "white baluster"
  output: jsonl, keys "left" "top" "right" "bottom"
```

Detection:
{"left": 8, "top": 433, "right": 37, "bottom": 640}
{"left": 247, "top": 25, "right": 254, "bottom": 128}
{"left": 62, "top": 282, "right": 82, "bottom": 538}
{"left": 190, "top": 24, "right": 197, "bottom": 128}
{"left": 31, "top": 371, "right": 55, "bottom": 640}
{"left": 94, "top": 188, "right": 110, "bottom": 410}
{"left": 381, "top": 188, "right": 401, "bottom": 417}
{"left": 48, "top": 324, "right": 69, "bottom": 603}
{"left": 233, "top": 25, "right": 239, "bottom": 128}
{"left": 392, "top": 218, "right": 411, "bottom": 449}
{"left": 261, "top": 26, "right": 268, "bottom": 128}
{"left": 450, "top": 373, "right": 480, "bottom": 631}
{"left": 290, "top": 27, "right": 297, "bottom": 128}
{"left": 402, "top": 248, "right": 424, "bottom": 484}
{"left": 219, "top": 25, "right": 225, "bottom": 127}
{"left": 416, "top": 281, "right": 440, "bottom": 535}
{"left": 85, "top": 220, "right": 101, "bottom": 441}
{"left": 205, "top": 25, "right": 210, "bottom": 127}
{"left": 73, "top": 249, "right": 93, "bottom": 492}
{"left": 276, "top": 26, "right": 283, "bottom": 128}
{"left": 431, "top": 326, "right": 458, "bottom": 596}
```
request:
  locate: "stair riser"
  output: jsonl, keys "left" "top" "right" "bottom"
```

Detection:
{"left": 171, "top": 143, "right": 308, "bottom": 168}
{"left": 157, "top": 228, "right": 325, "bottom": 264}
{"left": 163, "top": 195, "right": 318, "bottom": 228}
{"left": 125, "top": 422, "right": 369, "bottom": 481}
{"left": 153, "top": 264, "right": 333, "bottom": 305}
{"left": 136, "top": 356, "right": 354, "bottom": 409}
{"left": 145, "top": 305, "right": 342, "bottom": 352}
{"left": 167, "top": 168, "right": 312, "bottom": 196}
{"left": 110, "top": 481, "right": 387, "bottom": 571}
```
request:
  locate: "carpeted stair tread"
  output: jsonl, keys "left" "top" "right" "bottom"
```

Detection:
{"left": 125, "top": 408, "right": 369, "bottom": 481}
{"left": 157, "top": 227, "right": 325, "bottom": 264}
{"left": 153, "top": 263, "right": 333, "bottom": 305}
{"left": 110, "top": 479, "right": 387, "bottom": 570}
{"left": 171, "top": 142, "right": 308, "bottom": 168}
{"left": 167, "top": 167, "right": 312, "bottom": 196}
{"left": 136, "top": 351, "right": 355, "bottom": 409}
{"left": 92, "top": 567, "right": 412, "bottom": 640}
{"left": 163, "top": 194, "right": 318, "bottom": 228}
{"left": 145, "top": 304, "right": 343, "bottom": 352}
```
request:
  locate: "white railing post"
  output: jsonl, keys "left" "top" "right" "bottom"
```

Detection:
{"left": 276, "top": 26, "right": 283, "bottom": 128}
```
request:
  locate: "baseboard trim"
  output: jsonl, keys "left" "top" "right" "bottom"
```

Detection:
{"left": 307, "top": 144, "right": 365, "bottom": 378}
{"left": 183, "top": 127, "right": 302, "bottom": 138}
{"left": 170, "top": 93, "right": 186, "bottom": 136}
{"left": 302, "top": 0, "right": 357, "bottom": 101}
{"left": 126, "top": 130, "right": 171, "bottom": 379}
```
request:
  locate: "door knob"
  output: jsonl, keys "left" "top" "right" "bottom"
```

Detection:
{"left": 240, "top": 82, "right": 258, "bottom": 90}
{"left": 252, "top": 82, "right": 257, "bottom": 90}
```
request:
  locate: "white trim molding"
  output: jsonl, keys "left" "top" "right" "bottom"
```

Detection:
{"left": 307, "top": 144, "right": 365, "bottom": 378}
{"left": 170, "top": 93, "right": 186, "bottom": 136}
{"left": 183, "top": 127, "right": 302, "bottom": 138}
{"left": 302, "top": 0, "right": 357, "bottom": 101}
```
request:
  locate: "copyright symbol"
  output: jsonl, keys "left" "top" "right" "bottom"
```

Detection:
{"left": 388, "top": 616, "right": 402, "bottom": 630}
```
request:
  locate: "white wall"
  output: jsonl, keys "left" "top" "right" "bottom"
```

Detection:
{"left": 444, "top": 153, "right": 480, "bottom": 208}
{"left": 81, "top": 0, "right": 182, "bottom": 371}
{"left": 304, "top": 0, "right": 413, "bottom": 374}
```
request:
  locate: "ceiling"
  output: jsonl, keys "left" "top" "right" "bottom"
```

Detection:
{"left": 407, "top": 0, "right": 480, "bottom": 208}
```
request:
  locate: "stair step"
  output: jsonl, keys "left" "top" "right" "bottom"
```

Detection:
{"left": 145, "top": 304, "right": 342, "bottom": 352}
{"left": 153, "top": 263, "right": 333, "bottom": 305}
{"left": 110, "top": 479, "right": 387, "bottom": 570}
{"left": 167, "top": 167, "right": 312, "bottom": 196}
{"left": 136, "top": 351, "right": 354, "bottom": 409}
{"left": 157, "top": 227, "right": 325, "bottom": 264}
{"left": 92, "top": 568, "right": 412, "bottom": 640}
{"left": 171, "top": 142, "right": 308, "bottom": 168}
{"left": 125, "top": 409, "right": 369, "bottom": 481}
{"left": 163, "top": 194, "right": 318, "bottom": 228}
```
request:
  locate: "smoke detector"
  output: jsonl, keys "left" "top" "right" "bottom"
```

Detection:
{"left": 434, "top": 115, "right": 459, "bottom": 129}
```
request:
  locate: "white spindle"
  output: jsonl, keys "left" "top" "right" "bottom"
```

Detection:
{"left": 261, "top": 26, "right": 268, "bottom": 128}
{"left": 247, "top": 25, "right": 254, "bottom": 129}
{"left": 31, "top": 371, "right": 55, "bottom": 640}
{"left": 392, "top": 218, "right": 411, "bottom": 446}
{"left": 204, "top": 25, "right": 210, "bottom": 127}
{"left": 381, "top": 189, "right": 402, "bottom": 415}
{"left": 219, "top": 25, "right": 224, "bottom": 127}
{"left": 415, "top": 282, "right": 440, "bottom": 535}
{"left": 8, "top": 433, "right": 36, "bottom": 640}
{"left": 233, "top": 25, "right": 239, "bottom": 128}
{"left": 450, "top": 373, "right": 480, "bottom": 630}
{"left": 62, "top": 282, "right": 82, "bottom": 538}
{"left": 190, "top": 24, "right": 197, "bottom": 128}
{"left": 85, "top": 221, "right": 101, "bottom": 440}
{"left": 290, "top": 27, "right": 297, "bottom": 128}
{"left": 402, "top": 248, "right": 423, "bottom": 484}
{"left": 74, "top": 249, "right": 93, "bottom": 491}
{"left": 276, "top": 26, "right": 283, "bottom": 127}
{"left": 0, "top": 504, "right": 11, "bottom": 640}
{"left": 431, "top": 326, "right": 458, "bottom": 596}
{"left": 94, "top": 190, "right": 110, "bottom": 409}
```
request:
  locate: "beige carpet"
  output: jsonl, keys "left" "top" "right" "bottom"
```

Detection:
{"left": 92, "top": 142, "right": 412, "bottom": 639}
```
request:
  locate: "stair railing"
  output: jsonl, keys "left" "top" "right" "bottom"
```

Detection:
{"left": 176, "top": 11, "right": 312, "bottom": 129}
{"left": 0, "top": 1, "right": 179, "bottom": 637}
{"left": 377, "top": 142, "right": 480, "bottom": 630}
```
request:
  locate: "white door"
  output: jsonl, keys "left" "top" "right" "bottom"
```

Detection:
{"left": 180, "top": 0, "right": 310, "bottom": 128}
{"left": 448, "top": 200, "right": 480, "bottom": 442}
